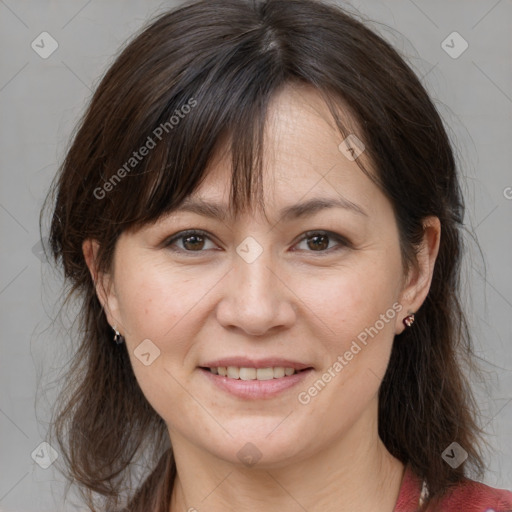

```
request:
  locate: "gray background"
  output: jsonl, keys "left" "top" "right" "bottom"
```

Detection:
{"left": 1, "top": 0, "right": 511, "bottom": 510}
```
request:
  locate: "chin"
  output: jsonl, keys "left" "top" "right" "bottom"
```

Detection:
{"left": 197, "top": 421, "right": 315, "bottom": 469}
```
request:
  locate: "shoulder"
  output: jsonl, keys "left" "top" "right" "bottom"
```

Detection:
{"left": 394, "top": 463, "right": 512, "bottom": 512}
{"left": 428, "top": 478, "right": 512, "bottom": 512}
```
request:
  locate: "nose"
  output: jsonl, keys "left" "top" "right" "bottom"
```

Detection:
{"left": 215, "top": 247, "right": 297, "bottom": 337}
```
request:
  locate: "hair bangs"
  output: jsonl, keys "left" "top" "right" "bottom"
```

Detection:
{"left": 104, "top": 21, "right": 290, "bottom": 233}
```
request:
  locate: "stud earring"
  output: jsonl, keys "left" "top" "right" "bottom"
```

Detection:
{"left": 112, "top": 325, "right": 125, "bottom": 345}
{"left": 403, "top": 313, "right": 415, "bottom": 328}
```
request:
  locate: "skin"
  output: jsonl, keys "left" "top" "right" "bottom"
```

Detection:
{"left": 84, "top": 83, "right": 441, "bottom": 512}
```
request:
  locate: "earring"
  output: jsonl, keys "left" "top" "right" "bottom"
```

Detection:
{"left": 403, "top": 313, "right": 415, "bottom": 328}
{"left": 112, "top": 325, "right": 125, "bottom": 345}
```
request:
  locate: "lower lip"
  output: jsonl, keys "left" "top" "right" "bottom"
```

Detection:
{"left": 199, "top": 368, "right": 313, "bottom": 399}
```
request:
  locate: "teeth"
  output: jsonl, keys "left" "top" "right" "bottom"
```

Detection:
{"left": 256, "top": 368, "right": 274, "bottom": 380}
{"left": 273, "top": 367, "right": 285, "bottom": 378}
{"left": 209, "top": 366, "right": 299, "bottom": 380}
{"left": 239, "top": 367, "right": 256, "bottom": 380}
{"left": 227, "top": 366, "right": 240, "bottom": 379}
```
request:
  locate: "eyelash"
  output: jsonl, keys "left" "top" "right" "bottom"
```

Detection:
{"left": 163, "top": 229, "right": 351, "bottom": 256}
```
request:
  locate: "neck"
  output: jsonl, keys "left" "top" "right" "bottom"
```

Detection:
{"left": 168, "top": 402, "right": 405, "bottom": 512}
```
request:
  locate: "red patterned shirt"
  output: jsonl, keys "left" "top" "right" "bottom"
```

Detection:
{"left": 394, "top": 463, "right": 512, "bottom": 512}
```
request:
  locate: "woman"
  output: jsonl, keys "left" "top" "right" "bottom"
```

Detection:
{"left": 42, "top": 0, "right": 512, "bottom": 510}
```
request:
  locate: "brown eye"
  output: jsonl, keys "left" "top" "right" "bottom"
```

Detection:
{"left": 294, "top": 231, "right": 350, "bottom": 255}
{"left": 306, "top": 233, "right": 329, "bottom": 251}
{"left": 165, "top": 230, "right": 217, "bottom": 253}
{"left": 182, "top": 233, "right": 205, "bottom": 251}
{"left": 164, "top": 229, "right": 350, "bottom": 256}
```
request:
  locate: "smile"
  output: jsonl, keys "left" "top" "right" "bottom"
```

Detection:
{"left": 205, "top": 366, "right": 304, "bottom": 380}
{"left": 198, "top": 365, "right": 314, "bottom": 399}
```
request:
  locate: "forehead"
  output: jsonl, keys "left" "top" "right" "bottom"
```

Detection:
{"left": 178, "top": 84, "right": 384, "bottom": 223}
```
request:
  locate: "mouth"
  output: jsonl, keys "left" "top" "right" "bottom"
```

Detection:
{"left": 198, "top": 359, "right": 314, "bottom": 399}
{"left": 199, "top": 365, "right": 310, "bottom": 380}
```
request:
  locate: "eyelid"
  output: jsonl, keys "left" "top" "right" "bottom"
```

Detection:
{"left": 163, "top": 229, "right": 352, "bottom": 255}
{"left": 163, "top": 229, "right": 219, "bottom": 253}
{"left": 294, "top": 230, "right": 352, "bottom": 247}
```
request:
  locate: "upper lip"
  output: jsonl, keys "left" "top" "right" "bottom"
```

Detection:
{"left": 200, "top": 357, "right": 313, "bottom": 371}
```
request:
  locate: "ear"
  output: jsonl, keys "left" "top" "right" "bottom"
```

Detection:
{"left": 395, "top": 216, "right": 441, "bottom": 335}
{"left": 82, "top": 239, "right": 123, "bottom": 332}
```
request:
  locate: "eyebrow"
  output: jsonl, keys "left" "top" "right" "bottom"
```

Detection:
{"left": 171, "top": 196, "right": 368, "bottom": 222}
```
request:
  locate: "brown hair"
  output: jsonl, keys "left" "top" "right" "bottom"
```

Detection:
{"left": 42, "top": 0, "right": 486, "bottom": 510}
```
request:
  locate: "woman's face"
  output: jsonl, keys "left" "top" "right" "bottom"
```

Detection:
{"left": 88, "top": 84, "right": 435, "bottom": 469}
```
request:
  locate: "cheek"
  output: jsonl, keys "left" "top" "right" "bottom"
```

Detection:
{"left": 301, "top": 256, "right": 401, "bottom": 344}
{"left": 112, "top": 259, "right": 205, "bottom": 421}
{"left": 114, "top": 258, "right": 210, "bottom": 340}
{"left": 298, "top": 259, "right": 403, "bottom": 415}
